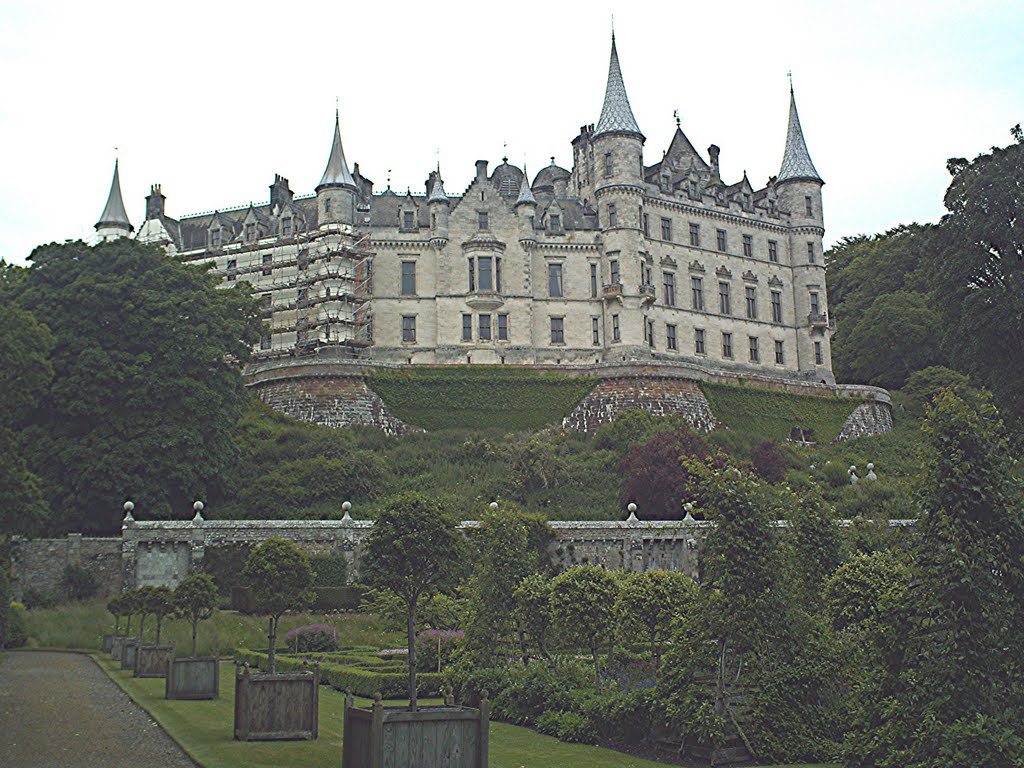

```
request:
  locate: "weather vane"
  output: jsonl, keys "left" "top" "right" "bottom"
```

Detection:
{"left": 673, "top": 109, "right": 680, "bottom": 128}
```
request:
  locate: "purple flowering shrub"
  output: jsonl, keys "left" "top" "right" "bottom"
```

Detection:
{"left": 284, "top": 623, "right": 339, "bottom": 653}
{"left": 415, "top": 628, "right": 464, "bottom": 673}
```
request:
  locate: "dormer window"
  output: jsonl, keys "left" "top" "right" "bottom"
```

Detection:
{"left": 282, "top": 217, "right": 293, "bottom": 237}
{"left": 478, "top": 211, "right": 489, "bottom": 230}
{"left": 245, "top": 223, "right": 256, "bottom": 242}
{"left": 549, "top": 214, "right": 561, "bottom": 230}
{"left": 689, "top": 180, "right": 699, "bottom": 198}
{"left": 403, "top": 210, "right": 415, "bottom": 229}
{"left": 210, "top": 229, "right": 222, "bottom": 248}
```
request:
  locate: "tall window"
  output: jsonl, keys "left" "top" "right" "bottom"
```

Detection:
{"left": 663, "top": 272, "right": 676, "bottom": 306}
{"left": 719, "top": 281, "right": 731, "bottom": 315}
{"left": 643, "top": 263, "right": 653, "bottom": 287}
{"left": 478, "top": 211, "right": 489, "bottom": 230}
{"left": 612, "top": 314, "right": 621, "bottom": 342}
{"left": 210, "top": 229, "right": 222, "bottom": 248}
{"left": 768, "top": 240, "right": 778, "bottom": 262}
{"left": 262, "top": 254, "right": 273, "bottom": 276}
{"left": 550, "top": 317, "right": 565, "bottom": 344}
{"left": 661, "top": 218, "right": 672, "bottom": 241}
{"left": 498, "top": 313, "right": 509, "bottom": 341}
{"left": 604, "top": 152, "right": 613, "bottom": 177}
{"left": 590, "top": 263, "right": 598, "bottom": 297}
{"left": 478, "top": 256, "right": 493, "bottom": 291}
{"left": 403, "top": 210, "right": 415, "bottom": 229}
{"left": 479, "top": 314, "right": 492, "bottom": 341}
{"left": 722, "top": 332, "right": 733, "bottom": 359}
{"left": 810, "top": 291, "right": 820, "bottom": 315}
{"left": 742, "top": 234, "right": 753, "bottom": 258}
{"left": 695, "top": 328, "right": 706, "bottom": 354}
{"left": 689, "top": 222, "right": 700, "bottom": 246}
{"left": 807, "top": 241, "right": 816, "bottom": 264}
{"left": 607, "top": 203, "right": 617, "bottom": 227}
{"left": 245, "top": 223, "right": 256, "bottom": 242}
{"left": 592, "top": 317, "right": 600, "bottom": 345}
{"left": 666, "top": 324, "right": 677, "bottom": 351}
{"left": 401, "top": 316, "right": 416, "bottom": 343}
{"left": 226, "top": 259, "right": 237, "bottom": 282}
{"left": 549, "top": 213, "right": 561, "bottom": 230}
{"left": 805, "top": 195, "right": 813, "bottom": 216}
{"left": 401, "top": 261, "right": 416, "bottom": 295}
{"left": 774, "top": 339, "right": 785, "bottom": 365}
{"left": 716, "top": 229, "right": 727, "bottom": 252}
{"left": 748, "top": 336, "right": 759, "bottom": 363}
{"left": 645, "top": 318, "right": 654, "bottom": 347}
{"left": 548, "top": 263, "right": 563, "bottom": 298}
{"left": 642, "top": 212, "right": 650, "bottom": 236}
{"left": 610, "top": 260, "right": 620, "bottom": 285}
{"left": 745, "top": 286, "right": 757, "bottom": 319}
{"left": 260, "top": 335, "right": 271, "bottom": 350}
{"left": 691, "top": 276, "right": 704, "bottom": 310}
{"left": 282, "top": 218, "right": 293, "bottom": 236}
{"left": 771, "top": 290, "right": 783, "bottom": 323}
{"left": 814, "top": 341, "right": 824, "bottom": 365}
{"left": 462, "top": 313, "right": 472, "bottom": 341}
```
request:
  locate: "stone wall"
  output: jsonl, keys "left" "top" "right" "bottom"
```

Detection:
{"left": 10, "top": 534, "right": 122, "bottom": 602}
{"left": 562, "top": 375, "right": 717, "bottom": 433}
{"left": 836, "top": 399, "right": 895, "bottom": 441}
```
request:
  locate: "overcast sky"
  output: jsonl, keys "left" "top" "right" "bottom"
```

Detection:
{"left": 1, "top": 0, "right": 1021, "bottom": 265}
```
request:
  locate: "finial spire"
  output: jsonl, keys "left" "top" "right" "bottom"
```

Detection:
{"left": 515, "top": 166, "right": 537, "bottom": 206}
{"left": 777, "top": 83, "right": 823, "bottom": 184}
{"left": 318, "top": 109, "right": 356, "bottom": 189}
{"left": 595, "top": 33, "right": 643, "bottom": 139}
{"left": 95, "top": 158, "right": 133, "bottom": 233}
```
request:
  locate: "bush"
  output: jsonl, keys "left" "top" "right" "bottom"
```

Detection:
{"left": 284, "top": 623, "right": 339, "bottom": 653}
{"left": 62, "top": 563, "right": 99, "bottom": 601}
{"left": 0, "top": 566, "right": 9, "bottom": 648}
{"left": 21, "top": 587, "right": 55, "bottom": 610}
{"left": 6, "top": 601, "right": 28, "bottom": 648}
{"left": 491, "top": 662, "right": 590, "bottom": 726}
{"left": 310, "top": 554, "right": 347, "bottom": 588}
{"left": 414, "top": 629, "right": 463, "bottom": 673}
{"left": 535, "top": 710, "right": 596, "bottom": 743}
{"left": 442, "top": 663, "right": 513, "bottom": 707}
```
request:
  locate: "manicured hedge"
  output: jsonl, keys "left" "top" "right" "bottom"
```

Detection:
{"left": 230, "top": 585, "right": 367, "bottom": 613}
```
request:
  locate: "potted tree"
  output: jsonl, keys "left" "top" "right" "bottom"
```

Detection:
{"left": 111, "top": 590, "right": 137, "bottom": 661}
{"left": 343, "top": 493, "right": 489, "bottom": 768}
{"left": 234, "top": 537, "right": 318, "bottom": 741}
{"left": 104, "top": 594, "right": 127, "bottom": 653}
{"left": 166, "top": 573, "right": 220, "bottom": 699}
{"left": 135, "top": 585, "right": 175, "bottom": 678}
{"left": 121, "top": 588, "right": 146, "bottom": 669}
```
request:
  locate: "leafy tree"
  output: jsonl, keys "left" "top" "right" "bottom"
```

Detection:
{"left": 0, "top": 429, "right": 49, "bottom": 537}
{"left": 513, "top": 573, "right": 554, "bottom": 664}
{"left": 62, "top": 563, "right": 99, "bottom": 601}
{"left": 147, "top": 585, "right": 174, "bottom": 644}
{"left": 785, "top": 490, "right": 844, "bottom": 614}
{"left": 550, "top": 565, "right": 619, "bottom": 682}
{"left": 241, "top": 537, "right": 314, "bottom": 674}
{"left": 823, "top": 549, "right": 910, "bottom": 635}
{"left": 107, "top": 594, "right": 126, "bottom": 635}
{"left": 13, "top": 239, "right": 262, "bottom": 533}
{"left": 750, "top": 440, "right": 788, "bottom": 483}
{"left": 173, "top": 573, "right": 219, "bottom": 656}
{"left": 133, "top": 586, "right": 155, "bottom": 642}
{"left": 361, "top": 492, "right": 466, "bottom": 710}
{"left": 617, "top": 569, "right": 697, "bottom": 675}
{"left": 901, "top": 365, "right": 982, "bottom": 417}
{"left": 121, "top": 589, "right": 138, "bottom": 636}
{"left": 0, "top": 558, "right": 10, "bottom": 650}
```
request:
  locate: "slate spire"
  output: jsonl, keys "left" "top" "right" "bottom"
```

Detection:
{"left": 95, "top": 159, "right": 133, "bottom": 232}
{"left": 318, "top": 109, "right": 356, "bottom": 189}
{"left": 777, "top": 85, "right": 822, "bottom": 184}
{"left": 427, "top": 174, "right": 448, "bottom": 204}
{"left": 515, "top": 168, "right": 537, "bottom": 206}
{"left": 595, "top": 33, "right": 643, "bottom": 138}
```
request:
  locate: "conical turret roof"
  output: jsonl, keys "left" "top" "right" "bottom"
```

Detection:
{"left": 595, "top": 34, "right": 643, "bottom": 138}
{"left": 427, "top": 175, "right": 448, "bottom": 204}
{"left": 95, "top": 159, "right": 133, "bottom": 232}
{"left": 515, "top": 169, "right": 537, "bottom": 206}
{"left": 318, "top": 110, "right": 356, "bottom": 189}
{"left": 777, "top": 87, "right": 822, "bottom": 184}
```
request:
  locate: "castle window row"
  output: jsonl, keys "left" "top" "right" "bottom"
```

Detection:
{"left": 643, "top": 215, "right": 815, "bottom": 266}
{"left": 459, "top": 312, "right": 510, "bottom": 342}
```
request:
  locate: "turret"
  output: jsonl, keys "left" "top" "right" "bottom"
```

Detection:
{"left": 316, "top": 110, "right": 357, "bottom": 228}
{"left": 426, "top": 171, "right": 449, "bottom": 248}
{"left": 775, "top": 84, "right": 824, "bottom": 229}
{"left": 95, "top": 159, "right": 133, "bottom": 242}
{"left": 514, "top": 170, "right": 537, "bottom": 246}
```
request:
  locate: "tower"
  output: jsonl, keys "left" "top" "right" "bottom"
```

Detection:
{"left": 427, "top": 171, "right": 449, "bottom": 248}
{"left": 95, "top": 159, "right": 133, "bottom": 242}
{"left": 316, "top": 110, "right": 357, "bottom": 228}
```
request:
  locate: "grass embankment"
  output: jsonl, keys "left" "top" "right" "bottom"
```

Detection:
{"left": 93, "top": 655, "right": 833, "bottom": 768}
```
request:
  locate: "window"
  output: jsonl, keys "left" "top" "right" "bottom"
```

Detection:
{"left": 610, "top": 260, "right": 620, "bottom": 285}
{"left": 592, "top": 317, "right": 600, "bottom": 345}
{"left": 666, "top": 324, "right": 677, "bottom": 350}
{"left": 479, "top": 314, "right": 492, "bottom": 341}
{"left": 210, "top": 229, "right": 222, "bottom": 248}
{"left": 259, "top": 335, "right": 271, "bottom": 350}
{"left": 226, "top": 258, "right": 237, "bottom": 282}
{"left": 590, "top": 263, "right": 598, "bottom": 297}
{"left": 771, "top": 290, "right": 783, "bottom": 323}
{"left": 722, "top": 332, "right": 733, "bottom": 359}
{"left": 462, "top": 313, "right": 472, "bottom": 341}
{"left": 810, "top": 291, "right": 820, "bottom": 315}
{"left": 768, "top": 240, "right": 778, "bottom": 262}
{"left": 549, "top": 213, "right": 561, "bottom": 230}
{"left": 403, "top": 210, "right": 415, "bottom": 229}
{"left": 478, "top": 256, "right": 493, "bottom": 291}
{"left": 745, "top": 286, "right": 757, "bottom": 319}
{"left": 807, "top": 242, "right": 816, "bottom": 264}
{"left": 748, "top": 336, "right": 759, "bottom": 363}
{"left": 468, "top": 258, "right": 475, "bottom": 292}
{"left": 695, "top": 328, "right": 706, "bottom": 355}
{"left": 608, "top": 203, "right": 617, "bottom": 227}
{"left": 805, "top": 195, "right": 813, "bottom": 216}
{"left": 661, "top": 218, "right": 672, "bottom": 241}
{"left": 643, "top": 263, "right": 653, "bottom": 287}
{"left": 262, "top": 254, "right": 273, "bottom": 276}
{"left": 604, "top": 152, "right": 613, "bottom": 177}
{"left": 548, "top": 263, "right": 563, "bottom": 298}
{"left": 612, "top": 314, "right": 621, "bottom": 342}
{"left": 719, "top": 282, "right": 731, "bottom": 315}
{"left": 282, "top": 218, "right": 293, "bottom": 236}
{"left": 743, "top": 234, "right": 753, "bottom": 258}
{"left": 401, "top": 316, "right": 416, "bottom": 343}
{"left": 814, "top": 341, "right": 824, "bottom": 365}
{"left": 716, "top": 229, "right": 727, "bottom": 252}
{"left": 498, "top": 313, "right": 509, "bottom": 341}
{"left": 245, "top": 223, "right": 256, "bottom": 242}
{"left": 691, "top": 276, "right": 704, "bottom": 310}
{"left": 550, "top": 317, "right": 564, "bottom": 344}
{"left": 689, "top": 222, "right": 700, "bottom": 247}
{"left": 401, "top": 261, "right": 416, "bottom": 295}
{"left": 478, "top": 211, "right": 489, "bottom": 230}
{"left": 774, "top": 340, "right": 785, "bottom": 365}
{"left": 642, "top": 212, "right": 650, "bottom": 236}
{"left": 645, "top": 318, "right": 654, "bottom": 347}
{"left": 663, "top": 272, "right": 676, "bottom": 306}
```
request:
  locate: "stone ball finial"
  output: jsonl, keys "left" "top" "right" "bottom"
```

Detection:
{"left": 867, "top": 463, "right": 874, "bottom": 471}
{"left": 627, "top": 502, "right": 637, "bottom": 513}
{"left": 626, "top": 502, "right": 639, "bottom": 523}
{"left": 193, "top": 500, "right": 204, "bottom": 513}
{"left": 341, "top": 500, "right": 353, "bottom": 522}
{"left": 489, "top": 501, "right": 499, "bottom": 511}
{"left": 123, "top": 501, "right": 134, "bottom": 513}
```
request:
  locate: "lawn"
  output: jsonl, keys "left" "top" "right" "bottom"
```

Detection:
{"left": 92, "top": 655, "right": 835, "bottom": 768}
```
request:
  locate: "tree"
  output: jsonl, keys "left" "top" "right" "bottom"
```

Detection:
{"left": 173, "top": 573, "right": 219, "bottom": 656}
{"left": 617, "top": 569, "right": 697, "bottom": 675}
{"left": 147, "top": 586, "right": 174, "bottom": 644}
{"left": 362, "top": 493, "right": 465, "bottom": 710}
{"left": 0, "top": 558, "right": 10, "bottom": 650}
{"left": 785, "top": 490, "right": 844, "bottom": 614}
{"left": 121, "top": 590, "right": 138, "bottom": 636}
{"left": 242, "top": 538, "right": 314, "bottom": 674}
{"left": 107, "top": 594, "right": 126, "bottom": 635}
{"left": 513, "top": 573, "right": 554, "bottom": 664}
{"left": 133, "top": 586, "right": 154, "bottom": 642}
{"left": 13, "top": 239, "right": 263, "bottom": 533}
{"left": 550, "top": 565, "right": 619, "bottom": 682}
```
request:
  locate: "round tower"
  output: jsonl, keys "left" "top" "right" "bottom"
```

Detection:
{"left": 427, "top": 171, "right": 449, "bottom": 248}
{"left": 514, "top": 169, "right": 538, "bottom": 246}
{"left": 316, "top": 110, "right": 357, "bottom": 228}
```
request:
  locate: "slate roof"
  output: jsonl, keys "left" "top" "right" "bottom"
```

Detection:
{"left": 318, "top": 111, "right": 356, "bottom": 188}
{"left": 777, "top": 87, "right": 822, "bottom": 184}
{"left": 96, "top": 159, "right": 133, "bottom": 231}
{"left": 595, "top": 34, "right": 643, "bottom": 138}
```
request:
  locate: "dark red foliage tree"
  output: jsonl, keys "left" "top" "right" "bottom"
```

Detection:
{"left": 750, "top": 440, "right": 788, "bottom": 483}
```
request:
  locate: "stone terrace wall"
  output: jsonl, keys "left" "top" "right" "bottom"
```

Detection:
{"left": 836, "top": 400, "right": 896, "bottom": 441}
{"left": 562, "top": 375, "right": 717, "bottom": 433}
{"left": 10, "top": 534, "right": 122, "bottom": 602}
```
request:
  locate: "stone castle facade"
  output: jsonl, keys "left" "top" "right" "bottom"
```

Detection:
{"left": 94, "top": 35, "right": 836, "bottom": 385}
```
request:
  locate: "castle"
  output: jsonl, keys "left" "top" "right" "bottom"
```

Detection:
{"left": 94, "top": 34, "right": 834, "bottom": 381}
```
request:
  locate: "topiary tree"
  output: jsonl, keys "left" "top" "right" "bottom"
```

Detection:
{"left": 550, "top": 565, "right": 620, "bottom": 682}
{"left": 617, "top": 569, "right": 697, "bottom": 676}
{"left": 513, "top": 573, "right": 554, "bottom": 665}
{"left": 107, "top": 594, "right": 126, "bottom": 635}
{"left": 173, "top": 573, "right": 219, "bottom": 657}
{"left": 121, "top": 589, "right": 138, "bottom": 637}
{"left": 241, "top": 537, "right": 314, "bottom": 674}
{"left": 134, "top": 586, "right": 156, "bottom": 642}
{"left": 148, "top": 586, "right": 174, "bottom": 644}
{"left": 361, "top": 492, "right": 466, "bottom": 710}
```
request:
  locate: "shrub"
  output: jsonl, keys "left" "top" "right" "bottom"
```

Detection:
{"left": 414, "top": 629, "right": 463, "bottom": 673}
{"left": 21, "top": 587, "right": 55, "bottom": 610}
{"left": 491, "top": 662, "right": 590, "bottom": 726}
{"left": 6, "top": 601, "right": 28, "bottom": 648}
{"left": 442, "top": 663, "right": 513, "bottom": 707}
{"left": 535, "top": 710, "right": 596, "bottom": 743}
{"left": 62, "top": 563, "right": 99, "bottom": 601}
{"left": 310, "top": 554, "right": 348, "bottom": 588}
{"left": 0, "top": 566, "right": 9, "bottom": 648}
{"left": 284, "top": 623, "right": 340, "bottom": 653}
{"left": 750, "top": 439, "right": 788, "bottom": 482}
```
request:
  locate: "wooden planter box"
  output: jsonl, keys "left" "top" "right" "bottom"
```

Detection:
{"left": 108, "top": 634, "right": 128, "bottom": 658}
{"left": 342, "top": 693, "right": 489, "bottom": 768}
{"left": 233, "top": 662, "right": 319, "bottom": 741}
{"left": 166, "top": 657, "right": 220, "bottom": 700}
{"left": 135, "top": 644, "right": 176, "bottom": 678}
{"left": 103, "top": 634, "right": 124, "bottom": 653}
{"left": 120, "top": 639, "right": 140, "bottom": 670}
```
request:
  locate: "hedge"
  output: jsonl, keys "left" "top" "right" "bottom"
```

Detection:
{"left": 230, "top": 585, "right": 367, "bottom": 613}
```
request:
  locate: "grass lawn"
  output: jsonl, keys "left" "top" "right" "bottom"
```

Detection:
{"left": 92, "top": 654, "right": 834, "bottom": 768}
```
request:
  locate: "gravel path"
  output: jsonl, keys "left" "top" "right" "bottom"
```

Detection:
{"left": 0, "top": 651, "right": 196, "bottom": 768}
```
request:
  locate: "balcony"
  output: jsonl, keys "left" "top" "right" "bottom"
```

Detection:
{"left": 808, "top": 311, "right": 831, "bottom": 331}
{"left": 602, "top": 282, "right": 623, "bottom": 302}
{"left": 639, "top": 283, "right": 656, "bottom": 304}
{"left": 466, "top": 291, "right": 504, "bottom": 311}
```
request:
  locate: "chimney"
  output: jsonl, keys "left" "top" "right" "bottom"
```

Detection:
{"left": 145, "top": 184, "right": 165, "bottom": 220}
{"left": 475, "top": 160, "right": 489, "bottom": 180}
{"left": 269, "top": 174, "right": 293, "bottom": 211}
{"left": 708, "top": 145, "right": 721, "bottom": 177}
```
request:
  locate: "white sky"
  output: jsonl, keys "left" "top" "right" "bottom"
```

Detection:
{"left": 1, "top": 0, "right": 1021, "bottom": 265}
